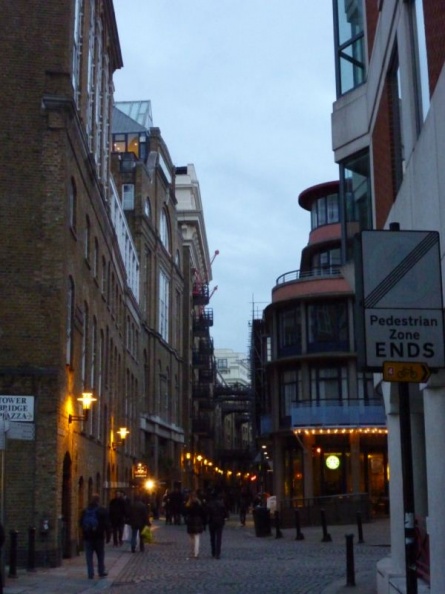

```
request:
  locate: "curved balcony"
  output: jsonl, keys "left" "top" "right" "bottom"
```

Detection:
{"left": 272, "top": 267, "right": 352, "bottom": 303}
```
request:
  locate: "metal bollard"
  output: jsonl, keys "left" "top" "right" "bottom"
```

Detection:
{"left": 294, "top": 508, "right": 304, "bottom": 541}
{"left": 8, "top": 530, "right": 18, "bottom": 579}
{"left": 27, "top": 526, "right": 36, "bottom": 572}
{"left": 345, "top": 533, "right": 356, "bottom": 586}
{"left": 274, "top": 511, "right": 283, "bottom": 539}
{"left": 320, "top": 509, "right": 332, "bottom": 542}
{"left": 356, "top": 511, "right": 364, "bottom": 544}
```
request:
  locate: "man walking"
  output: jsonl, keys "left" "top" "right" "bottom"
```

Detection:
{"left": 206, "top": 490, "right": 227, "bottom": 559}
{"left": 109, "top": 490, "right": 126, "bottom": 546}
{"left": 80, "top": 493, "right": 111, "bottom": 579}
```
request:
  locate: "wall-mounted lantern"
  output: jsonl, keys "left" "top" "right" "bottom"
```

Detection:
{"left": 69, "top": 391, "right": 97, "bottom": 424}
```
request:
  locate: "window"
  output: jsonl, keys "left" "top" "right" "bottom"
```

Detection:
{"left": 122, "top": 184, "right": 135, "bottom": 210}
{"left": 310, "top": 366, "right": 348, "bottom": 403}
{"left": 413, "top": 0, "right": 430, "bottom": 122}
{"left": 333, "top": 0, "right": 366, "bottom": 96}
{"left": 357, "top": 372, "right": 375, "bottom": 401}
{"left": 217, "top": 358, "right": 228, "bottom": 370}
{"left": 307, "top": 302, "right": 348, "bottom": 352}
{"left": 311, "top": 248, "right": 342, "bottom": 271}
{"left": 388, "top": 49, "right": 405, "bottom": 195}
{"left": 311, "top": 193, "right": 340, "bottom": 229}
{"left": 160, "top": 209, "right": 170, "bottom": 252}
{"left": 341, "top": 150, "right": 372, "bottom": 257}
{"left": 278, "top": 308, "right": 301, "bottom": 357}
{"left": 93, "top": 238, "right": 99, "bottom": 278}
{"left": 84, "top": 216, "right": 91, "bottom": 261}
{"left": 280, "top": 369, "right": 301, "bottom": 425}
{"left": 82, "top": 302, "right": 89, "bottom": 389}
{"left": 144, "top": 197, "right": 151, "bottom": 218}
{"left": 69, "top": 178, "right": 77, "bottom": 231}
{"left": 159, "top": 269, "right": 170, "bottom": 342}
{"left": 72, "top": 0, "right": 83, "bottom": 105}
{"left": 66, "top": 277, "right": 75, "bottom": 366}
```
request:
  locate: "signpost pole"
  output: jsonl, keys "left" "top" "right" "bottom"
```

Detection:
{"left": 399, "top": 381, "right": 418, "bottom": 594}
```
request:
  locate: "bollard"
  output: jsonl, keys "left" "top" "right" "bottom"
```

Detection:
{"left": 274, "top": 511, "right": 283, "bottom": 539}
{"left": 294, "top": 508, "right": 304, "bottom": 541}
{"left": 356, "top": 511, "right": 364, "bottom": 544}
{"left": 345, "top": 533, "right": 356, "bottom": 586}
{"left": 320, "top": 509, "right": 332, "bottom": 542}
{"left": 27, "top": 526, "right": 36, "bottom": 572}
{"left": 8, "top": 530, "right": 18, "bottom": 579}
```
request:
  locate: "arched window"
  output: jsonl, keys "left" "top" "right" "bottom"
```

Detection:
{"left": 160, "top": 209, "right": 170, "bottom": 252}
{"left": 69, "top": 178, "right": 77, "bottom": 231}
{"left": 144, "top": 197, "right": 151, "bottom": 218}
{"left": 66, "top": 277, "right": 75, "bottom": 366}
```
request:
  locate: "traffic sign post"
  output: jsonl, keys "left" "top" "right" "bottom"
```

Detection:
{"left": 354, "top": 223, "right": 445, "bottom": 594}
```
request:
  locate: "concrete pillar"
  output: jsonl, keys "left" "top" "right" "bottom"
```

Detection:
{"left": 423, "top": 372, "right": 445, "bottom": 593}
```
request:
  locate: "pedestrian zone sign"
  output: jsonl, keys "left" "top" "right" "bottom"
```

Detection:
{"left": 356, "top": 230, "right": 445, "bottom": 370}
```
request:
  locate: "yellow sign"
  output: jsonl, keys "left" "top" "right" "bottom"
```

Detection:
{"left": 383, "top": 361, "right": 431, "bottom": 383}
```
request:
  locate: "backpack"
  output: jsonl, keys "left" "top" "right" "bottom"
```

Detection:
{"left": 82, "top": 506, "right": 99, "bottom": 534}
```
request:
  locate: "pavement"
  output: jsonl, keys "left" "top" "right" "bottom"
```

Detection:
{"left": 1, "top": 515, "right": 392, "bottom": 594}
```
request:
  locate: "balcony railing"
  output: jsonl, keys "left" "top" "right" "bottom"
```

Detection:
{"left": 276, "top": 266, "right": 341, "bottom": 286}
{"left": 193, "top": 309, "right": 214, "bottom": 334}
{"left": 192, "top": 283, "right": 210, "bottom": 305}
{"left": 291, "top": 398, "right": 386, "bottom": 428}
{"left": 192, "top": 351, "right": 212, "bottom": 368}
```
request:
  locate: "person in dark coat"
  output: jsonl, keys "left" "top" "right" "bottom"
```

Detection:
{"left": 128, "top": 496, "right": 150, "bottom": 552}
{"left": 79, "top": 493, "right": 111, "bottom": 579}
{"left": 169, "top": 484, "right": 184, "bottom": 525}
{"left": 206, "top": 490, "right": 227, "bottom": 559}
{"left": 108, "top": 490, "right": 126, "bottom": 546}
{"left": 184, "top": 490, "right": 206, "bottom": 559}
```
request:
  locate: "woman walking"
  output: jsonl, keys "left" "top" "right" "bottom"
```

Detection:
{"left": 184, "top": 490, "right": 206, "bottom": 559}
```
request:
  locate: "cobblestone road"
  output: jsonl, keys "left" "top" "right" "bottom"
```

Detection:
{"left": 106, "top": 517, "right": 390, "bottom": 594}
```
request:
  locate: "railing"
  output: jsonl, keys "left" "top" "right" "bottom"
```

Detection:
{"left": 192, "top": 283, "right": 210, "bottom": 304}
{"left": 276, "top": 266, "right": 341, "bottom": 286}
{"left": 279, "top": 493, "right": 372, "bottom": 527}
{"left": 193, "top": 309, "right": 214, "bottom": 332}
{"left": 291, "top": 398, "right": 386, "bottom": 428}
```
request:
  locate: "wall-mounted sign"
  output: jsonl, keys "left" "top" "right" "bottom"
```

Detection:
{"left": 356, "top": 230, "right": 445, "bottom": 370}
{"left": 133, "top": 463, "right": 148, "bottom": 479}
{"left": 0, "top": 395, "right": 35, "bottom": 421}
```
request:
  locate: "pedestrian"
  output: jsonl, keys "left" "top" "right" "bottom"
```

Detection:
{"left": 184, "top": 490, "right": 206, "bottom": 559}
{"left": 169, "top": 483, "right": 184, "bottom": 525}
{"left": 128, "top": 495, "right": 150, "bottom": 553}
{"left": 108, "top": 490, "right": 126, "bottom": 546}
{"left": 239, "top": 488, "right": 250, "bottom": 526}
{"left": 79, "top": 493, "right": 111, "bottom": 580}
{"left": 206, "top": 490, "right": 227, "bottom": 559}
{"left": 162, "top": 488, "right": 172, "bottom": 524}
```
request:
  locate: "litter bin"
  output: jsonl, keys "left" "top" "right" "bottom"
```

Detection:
{"left": 253, "top": 506, "right": 271, "bottom": 537}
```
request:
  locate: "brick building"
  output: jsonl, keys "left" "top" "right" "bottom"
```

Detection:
{"left": 0, "top": 1, "right": 214, "bottom": 567}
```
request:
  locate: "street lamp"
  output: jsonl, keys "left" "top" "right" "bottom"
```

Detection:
{"left": 69, "top": 391, "right": 97, "bottom": 424}
{"left": 112, "top": 427, "right": 130, "bottom": 449}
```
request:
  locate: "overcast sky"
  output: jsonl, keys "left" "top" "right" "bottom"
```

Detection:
{"left": 113, "top": 1, "right": 339, "bottom": 354}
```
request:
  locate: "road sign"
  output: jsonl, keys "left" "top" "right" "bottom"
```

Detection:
{"left": 357, "top": 230, "right": 445, "bottom": 370}
{"left": 383, "top": 361, "right": 431, "bottom": 383}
